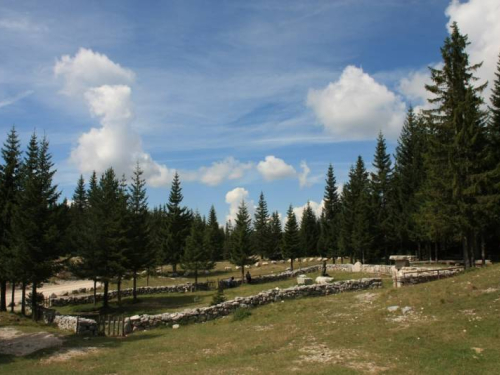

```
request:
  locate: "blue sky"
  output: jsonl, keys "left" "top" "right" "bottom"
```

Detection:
{"left": 0, "top": 0, "right": 498, "bottom": 223}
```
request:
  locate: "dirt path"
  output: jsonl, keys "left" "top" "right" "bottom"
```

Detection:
{"left": 10, "top": 280, "right": 101, "bottom": 305}
{"left": 0, "top": 327, "right": 62, "bottom": 356}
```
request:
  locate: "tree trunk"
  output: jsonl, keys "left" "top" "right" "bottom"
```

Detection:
{"left": 147, "top": 271, "right": 150, "bottom": 287}
{"left": 21, "top": 281, "right": 26, "bottom": 316}
{"left": 290, "top": 259, "right": 294, "bottom": 271}
{"left": 462, "top": 235, "right": 470, "bottom": 269}
{"left": 470, "top": 233, "right": 477, "bottom": 268}
{"left": 194, "top": 269, "right": 198, "bottom": 287}
{"left": 172, "top": 263, "right": 177, "bottom": 274}
{"left": 481, "top": 234, "right": 486, "bottom": 266}
{"left": 0, "top": 280, "right": 6, "bottom": 311}
{"left": 417, "top": 241, "right": 421, "bottom": 260}
{"left": 103, "top": 281, "right": 109, "bottom": 309}
{"left": 241, "top": 265, "right": 245, "bottom": 282}
{"left": 93, "top": 279, "right": 97, "bottom": 306}
{"left": 434, "top": 242, "right": 438, "bottom": 262}
{"left": 10, "top": 282, "right": 15, "bottom": 313}
{"left": 133, "top": 271, "right": 137, "bottom": 303}
{"left": 117, "top": 276, "right": 122, "bottom": 306}
{"left": 31, "top": 282, "right": 37, "bottom": 321}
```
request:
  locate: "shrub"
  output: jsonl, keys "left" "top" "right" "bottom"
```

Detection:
{"left": 210, "top": 289, "right": 226, "bottom": 306}
{"left": 232, "top": 307, "right": 251, "bottom": 321}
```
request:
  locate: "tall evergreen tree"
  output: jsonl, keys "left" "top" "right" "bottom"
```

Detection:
{"left": 183, "top": 213, "right": 215, "bottom": 285}
{"left": 204, "top": 205, "right": 224, "bottom": 262}
{"left": 13, "top": 134, "right": 61, "bottom": 319}
{"left": 253, "top": 192, "right": 271, "bottom": 259}
{"left": 0, "top": 127, "right": 22, "bottom": 311}
{"left": 282, "top": 205, "right": 301, "bottom": 270}
{"left": 126, "top": 163, "right": 155, "bottom": 302}
{"left": 299, "top": 202, "right": 319, "bottom": 257}
{"left": 162, "top": 173, "right": 192, "bottom": 273}
{"left": 370, "top": 132, "right": 394, "bottom": 263}
{"left": 318, "top": 164, "right": 341, "bottom": 259}
{"left": 268, "top": 211, "right": 282, "bottom": 259}
{"left": 229, "top": 201, "right": 256, "bottom": 280}
{"left": 422, "top": 22, "right": 487, "bottom": 268}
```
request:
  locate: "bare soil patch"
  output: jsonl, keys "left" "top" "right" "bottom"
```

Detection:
{"left": 0, "top": 327, "right": 62, "bottom": 356}
{"left": 40, "top": 347, "right": 100, "bottom": 364}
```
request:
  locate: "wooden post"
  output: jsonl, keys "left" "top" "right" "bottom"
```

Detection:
{"left": 122, "top": 316, "right": 125, "bottom": 337}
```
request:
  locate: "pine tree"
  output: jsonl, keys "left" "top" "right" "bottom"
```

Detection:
{"left": 183, "top": 213, "right": 215, "bottom": 285}
{"left": 282, "top": 205, "right": 300, "bottom": 270}
{"left": 162, "top": 173, "right": 192, "bottom": 273}
{"left": 299, "top": 202, "right": 319, "bottom": 257}
{"left": 422, "top": 22, "right": 487, "bottom": 267}
{"left": 126, "top": 163, "right": 155, "bottom": 302}
{"left": 91, "top": 168, "right": 128, "bottom": 309}
{"left": 393, "top": 108, "right": 427, "bottom": 252}
{"left": 0, "top": 127, "right": 22, "bottom": 312}
{"left": 339, "top": 156, "right": 372, "bottom": 262}
{"left": 204, "top": 205, "right": 224, "bottom": 262}
{"left": 13, "top": 134, "right": 61, "bottom": 319}
{"left": 370, "top": 132, "right": 394, "bottom": 263}
{"left": 254, "top": 192, "right": 271, "bottom": 259}
{"left": 268, "top": 211, "right": 282, "bottom": 259}
{"left": 318, "top": 164, "right": 341, "bottom": 258}
{"left": 229, "top": 201, "right": 256, "bottom": 280}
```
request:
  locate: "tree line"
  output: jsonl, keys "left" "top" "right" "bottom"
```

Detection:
{"left": 0, "top": 23, "right": 499, "bottom": 318}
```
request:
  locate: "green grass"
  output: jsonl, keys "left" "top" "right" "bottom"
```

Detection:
{"left": 53, "top": 271, "right": 376, "bottom": 316}
{"left": 2, "top": 265, "right": 500, "bottom": 374}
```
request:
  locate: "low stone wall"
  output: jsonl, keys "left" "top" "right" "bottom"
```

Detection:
{"left": 125, "top": 278, "right": 383, "bottom": 334}
{"left": 50, "top": 282, "right": 210, "bottom": 307}
{"left": 326, "top": 263, "right": 393, "bottom": 275}
{"left": 394, "top": 267, "right": 463, "bottom": 287}
{"left": 52, "top": 315, "right": 98, "bottom": 335}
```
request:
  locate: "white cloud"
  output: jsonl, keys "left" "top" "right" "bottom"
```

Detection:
{"left": 446, "top": 0, "right": 500, "bottom": 102}
{"left": 54, "top": 48, "right": 135, "bottom": 97}
{"left": 398, "top": 69, "right": 432, "bottom": 105}
{"left": 199, "top": 157, "right": 253, "bottom": 186}
{"left": 0, "top": 17, "right": 47, "bottom": 32}
{"left": 225, "top": 187, "right": 255, "bottom": 223}
{"left": 298, "top": 161, "right": 311, "bottom": 189}
{"left": 0, "top": 90, "right": 33, "bottom": 109}
{"left": 292, "top": 200, "right": 324, "bottom": 224}
{"left": 55, "top": 48, "right": 175, "bottom": 187}
{"left": 307, "top": 65, "right": 406, "bottom": 140}
{"left": 257, "top": 155, "right": 296, "bottom": 181}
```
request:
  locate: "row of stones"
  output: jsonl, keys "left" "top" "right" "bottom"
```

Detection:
{"left": 394, "top": 268, "right": 463, "bottom": 287}
{"left": 124, "top": 278, "right": 383, "bottom": 334}
{"left": 42, "top": 313, "right": 98, "bottom": 335}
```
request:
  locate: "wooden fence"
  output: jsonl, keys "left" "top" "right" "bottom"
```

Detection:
{"left": 96, "top": 315, "right": 126, "bottom": 337}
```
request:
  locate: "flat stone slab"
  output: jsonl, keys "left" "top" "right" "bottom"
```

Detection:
{"left": 297, "top": 277, "right": 313, "bottom": 285}
{"left": 315, "top": 277, "right": 334, "bottom": 284}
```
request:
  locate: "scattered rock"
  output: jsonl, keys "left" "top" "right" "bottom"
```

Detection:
{"left": 172, "top": 324, "right": 180, "bottom": 329}
{"left": 387, "top": 306, "right": 399, "bottom": 312}
{"left": 402, "top": 306, "right": 413, "bottom": 315}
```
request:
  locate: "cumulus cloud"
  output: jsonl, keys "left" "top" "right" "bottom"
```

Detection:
{"left": 199, "top": 157, "right": 253, "bottom": 186}
{"left": 446, "top": 0, "right": 500, "bottom": 102}
{"left": 55, "top": 48, "right": 174, "bottom": 187}
{"left": 292, "top": 200, "right": 324, "bottom": 224}
{"left": 225, "top": 187, "right": 255, "bottom": 223}
{"left": 298, "top": 161, "right": 311, "bottom": 189}
{"left": 307, "top": 66, "right": 406, "bottom": 140}
{"left": 257, "top": 155, "right": 296, "bottom": 181}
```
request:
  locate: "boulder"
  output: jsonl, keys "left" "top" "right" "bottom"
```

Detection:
{"left": 297, "top": 276, "right": 313, "bottom": 285}
{"left": 353, "top": 262, "right": 363, "bottom": 272}
{"left": 315, "top": 276, "right": 334, "bottom": 285}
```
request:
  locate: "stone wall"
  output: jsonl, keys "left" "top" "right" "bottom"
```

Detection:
{"left": 125, "top": 278, "right": 383, "bottom": 334}
{"left": 326, "top": 263, "right": 393, "bottom": 275}
{"left": 50, "top": 282, "right": 210, "bottom": 307}
{"left": 41, "top": 308, "right": 98, "bottom": 335}
{"left": 393, "top": 267, "right": 463, "bottom": 287}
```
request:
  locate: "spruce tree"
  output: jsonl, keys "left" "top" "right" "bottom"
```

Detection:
{"left": 162, "top": 173, "right": 192, "bottom": 273}
{"left": 229, "top": 201, "right": 256, "bottom": 280}
{"left": 13, "top": 134, "right": 61, "bottom": 319}
{"left": 299, "top": 202, "right": 319, "bottom": 257}
{"left": 204, "top": 205, "right": 224, "bottom": 262}
{"left": 318, "top": 164, "right": 341, "bottom": 258}
{"left": 126, "top": 163, "right": 155, "bottom": 302}
{"left": 422, "top": 22, "right": 487, "bottom": 267}
{"left": 282, "top": 205, "right": 301, "bottom": 270}
{"left": 370, "top": 132, "right": 394, "bottom": 263}
{"left": 183, "top": 213, "right": 214, "bottom": 285}
{"left": 0, "top": 127, "right": 22, "bottom": 312}
{"left": 254, "top": 192, "right": 271, "bottom": 259}
{"left": 268, "top": 211, "right": 283, "bottom": 259}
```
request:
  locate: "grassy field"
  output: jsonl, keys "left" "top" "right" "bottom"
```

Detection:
{"left": 53, "top": 271, "right": 379, "bottom": 316}
{"left": 1, "top": 265, "right": 499, "bottom": 374}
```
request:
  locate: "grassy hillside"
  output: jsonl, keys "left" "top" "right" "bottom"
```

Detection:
{"left": 1, "top": 265, "right": 499, "bottom": 374}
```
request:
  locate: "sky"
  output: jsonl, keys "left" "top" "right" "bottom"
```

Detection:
{"left": 0, "top": 0, "right": 499, "bottom": 224}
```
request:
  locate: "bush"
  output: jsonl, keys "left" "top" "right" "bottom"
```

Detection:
{"left": 210, "top": 289, "right": 226, "bottom": 306}
{"left": 232, "top": 307, "right": 251, "bottom": 321}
